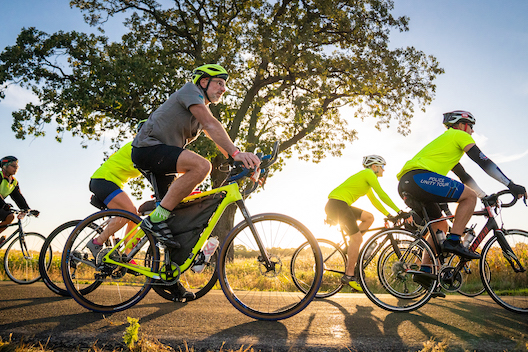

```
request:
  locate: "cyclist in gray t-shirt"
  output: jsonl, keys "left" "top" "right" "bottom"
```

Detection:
{"left": 132, "top": 63, "right": 260, "bottom": 247}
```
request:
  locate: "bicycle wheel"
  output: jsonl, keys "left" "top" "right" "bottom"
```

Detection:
{"left": 218, "top": 213, "right": 323, "bottom": 320}
{"left": 4, "top": 232, "right": 46, "bottom": 284}
{"left": 357, "top": 229, "right": 436, "bottom": 312}
{"left": 480, "top": 229, "right": 528, "bottom": 313}
{"left": 447, "top": 255, "right": 487, "bottom": 297}
{"left": 62, "top": 209, "right": 160, "bottom": 313}
{"left": 39, "top": 220, "right": 103, "bottom": 296}
{"left": 292, "top": 239, "right": 345, "bottom": 298}
{"left": 152, "top": 248, "right": 218, "bottom": 301}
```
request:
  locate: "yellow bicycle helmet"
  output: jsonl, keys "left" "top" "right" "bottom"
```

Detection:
{"left": 192, "top": 64, "right": 229, "bottom": 84}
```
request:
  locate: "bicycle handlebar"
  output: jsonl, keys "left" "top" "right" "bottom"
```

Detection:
{"left": 482, "top": 189, "right": 520, "bottom": 209}
{"left": 8, "top": 208, "right": 39, "bottom": 217}
{"left": 226, "top": 141, "right": 279, "bottom": 182}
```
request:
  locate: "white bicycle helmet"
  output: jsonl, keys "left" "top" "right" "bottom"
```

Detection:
{"left": 443, "top": 110, "right": 476, "bottom": 127}
{"left": 362, "top": 155, "right": 386, "bottom": 168}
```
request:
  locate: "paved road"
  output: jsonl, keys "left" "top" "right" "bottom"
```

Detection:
{"left": 0, "top": 281, "right": 527, "bottom": 351}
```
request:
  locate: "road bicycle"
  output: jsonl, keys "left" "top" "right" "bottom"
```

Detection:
{"left": 357, "top": 190, "right": 527, "bottom": 313}
{"left": 291, "top": 219, "right": 391, "bottom": 298}
{"left": 61, "top": 142, "right": 324, "bottom": 320}
{"left": 0, "top": 209, "right": 45, "bottom": 284}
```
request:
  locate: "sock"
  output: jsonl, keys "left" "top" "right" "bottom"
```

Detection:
{"left": 420, "top": 265, "right": 432, "bottom": 273}
{"left": 93, "top": 238, "right": 103, "bottom": 246}
{"left": 150, "top": 205, "right": 171, "bottom": 223}
{"left": 446, "top": 233, "right": 461, "bottom": 242}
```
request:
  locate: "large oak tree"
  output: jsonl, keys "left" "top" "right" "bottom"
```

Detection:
{"left": 0, "top": 0, "right": 443, "bottom": 234}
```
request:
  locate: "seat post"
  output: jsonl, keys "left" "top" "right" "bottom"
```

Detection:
{"left": 136, "top": 166, "right": 162, "bottom": 204}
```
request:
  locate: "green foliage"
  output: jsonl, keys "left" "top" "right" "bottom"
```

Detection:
{"left": 0, "top": 0, "right": 443, "bottom": 165}
{"left": 123, "top": 317, "right": 140, "bottom": 349}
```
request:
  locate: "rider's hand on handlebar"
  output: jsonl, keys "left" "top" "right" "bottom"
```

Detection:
{"left": 508, "top": 182, "right": 527, "bottom": 201}
{"left": 233, "top": 152, "right": 261, "bottom": 169}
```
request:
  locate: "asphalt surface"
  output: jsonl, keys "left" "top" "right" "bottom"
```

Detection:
{"left": 0, "top": 281, "right": 527, "bottom": 351}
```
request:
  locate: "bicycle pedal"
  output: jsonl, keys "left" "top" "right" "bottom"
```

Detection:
{"left": 431, "top": 290, "right": 446, "bottom": 299}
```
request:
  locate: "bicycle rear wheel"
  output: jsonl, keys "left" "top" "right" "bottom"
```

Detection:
{"left": 218, "top": 213, "right": 323, "bottom": 320}
{"left": 481, "top": 229, "right": 528, "bottom": 313}
{"left": 292, "top": 239, "right": 345, "bottom": 298}
{"left": 62, "top": 210, "right": 159, "bottom": 313}
{"left": 358, "top": 229, "right": 436, "bottom": 312}
{"left": 152, "top": 248, "right": 218, "bottom": 301}
{"left": 39, "top": 220, "right": 103, "bottom": 296}
{"left": 4, "top": 232, "right": 46, "bottom": 284}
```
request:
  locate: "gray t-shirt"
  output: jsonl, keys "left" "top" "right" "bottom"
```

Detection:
{"left": 133, "top": 82, "right": 205, "bottom": 148}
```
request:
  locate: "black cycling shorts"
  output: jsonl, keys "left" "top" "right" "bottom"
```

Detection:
{"left": 0, "top": 208, "right": 13, "bottom": 222}
{"left": 131, "top": 144, "right": 184, "bottom": 198}
{"left": 325, "top": 199, "right": 364, "bottom": 235}
{"left": 89, "top": 179, "right": 123, "bottom": 206}
{"left": 398, "top": 169, "right": 465, "bottom": 219}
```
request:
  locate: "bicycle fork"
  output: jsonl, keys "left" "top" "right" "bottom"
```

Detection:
{"left": 236, "top": 200, "right": 276, "bottom": 272}
{"left": 495, "top": 229, "right": 525, "bottom": 273}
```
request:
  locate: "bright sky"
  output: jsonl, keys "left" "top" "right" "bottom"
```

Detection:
{"left": 1, "top": 0, "right": 527, "bottom": 244}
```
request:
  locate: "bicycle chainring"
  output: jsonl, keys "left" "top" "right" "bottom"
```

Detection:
{"left": 439, "top": 266, "right": 463, "bottom": 292}
{"left": 159, "top": 261, "right": 181, "bottom": 284}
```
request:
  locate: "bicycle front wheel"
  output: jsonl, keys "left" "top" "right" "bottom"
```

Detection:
{"left": 481, "top": 229, "right": 528, "bottom": 313}
{"left": 4, "top": 232, "right": 46, "bottom": 284}
{"left": 218, "top": 213, "right": 323, "bottom": 320}
{"left": 62, "top": 210, "right": 159, "bottom": 313}
{"left": 292, "top": 239, "right": 345, "bottom": 298}
{"left": 40, "top": 220, "right": 91, "bottom": 296}
{"left": 152, "top": 248, "right": 218, "bottom": 301}
{"left": 358, "top": 229, "right": 436, "bottom": 312}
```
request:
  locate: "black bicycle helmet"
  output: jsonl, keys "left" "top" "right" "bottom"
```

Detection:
{"left": 1, "top": 156, "right": 17, "bottom": 167}
{"left": 443, "top": 110, "right": 476, "bottom": 127}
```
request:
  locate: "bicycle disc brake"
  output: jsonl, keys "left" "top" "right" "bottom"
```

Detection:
{"left": 439, "top": 266, "right": 463, "bottom": 292}
{"left": 258, "top": 255, "right": 282, "bottom": 277}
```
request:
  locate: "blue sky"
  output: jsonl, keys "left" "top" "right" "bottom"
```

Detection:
{"left": 1, "top": 0, "right": 527, "bottom": 242}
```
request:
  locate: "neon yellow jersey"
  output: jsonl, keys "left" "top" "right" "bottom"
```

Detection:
{"left": 397, "top": 128, "right": 475, "bottom": 180}
{"left": 328, "top": 168, "right": 400, "bottom": 216}
{"left": 91, "top": 142, "right": 141, "bottom": 189}
{"left": 0, "top": 175, "right": 17, "bottom": 198}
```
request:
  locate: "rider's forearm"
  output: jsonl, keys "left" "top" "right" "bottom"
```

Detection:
{"left": 202, "top": 122, "right": 238, "bottom": 156}
{"left": 466, "top": 145, "right": 510, "bottom": 186}
{"left": 452, "top": 163, "right": 486, "bottom": 198}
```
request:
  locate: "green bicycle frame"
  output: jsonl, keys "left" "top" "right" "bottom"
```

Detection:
{"left": 101, "top": 182, "right": 244, "bottom": 280}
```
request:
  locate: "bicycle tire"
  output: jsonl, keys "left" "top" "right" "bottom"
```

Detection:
{"left": 292, "top": 239, "right": 345, "bottom": 298}
{"left": 357, "top": 229, "right": 436, "bottom": 312}
{"left": 62, "top": 209, "right": 159, "bottom": 313}
{"left": 39, "top": 220, "right": 102, "bottom": 296}
{"left": 480, "top": 228, "right": 528, "bottom": 313}
{"left": 218, "top": 213, "right": 323, "bottom": 320}
{"left": 447, "top": 255, "right": 486, "bottom": 297}
{"left": 152, "top": 248, "right": 218, "bottom": 301}
{"left": 4, "top": 232, "right": 46, "bottom": 284}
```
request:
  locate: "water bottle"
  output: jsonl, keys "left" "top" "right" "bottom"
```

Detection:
{"left": 192, "top": 237, "right": 219, "bottom": 273}
{"left": 364, "top": 241, "right": 376, "bottom": 259}
{"left": 435, "top": 230, "right": 446, "bottom": 245}
{"left": 462, "top": 229, "right": 476, "bottom": 248}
